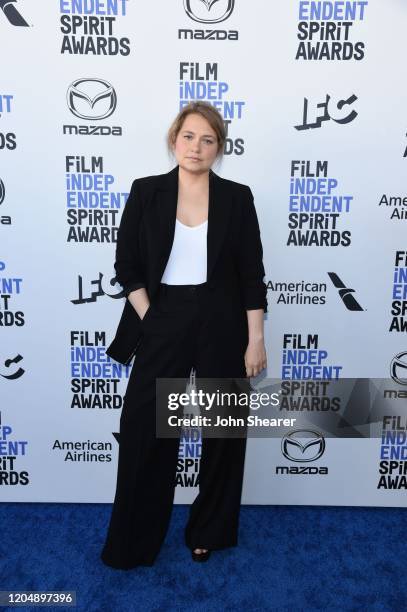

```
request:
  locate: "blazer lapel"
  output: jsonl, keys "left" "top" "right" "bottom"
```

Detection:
{"left": 207, "top": 167, "right": 232, "bottom": 282}
{"left": 154, "top": 165, "right": 179, "bottom": 281}
{"left": 153, "top": 164, "right": 233, "bottom": 288}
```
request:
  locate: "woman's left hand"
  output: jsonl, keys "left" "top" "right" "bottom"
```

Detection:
{"left": 244, "top": 338, "right": 267, "bottom": 378}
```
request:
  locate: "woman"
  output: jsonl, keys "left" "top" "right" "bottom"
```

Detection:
{"left": 101, "top": 101, "right": 267, "bottom": 568}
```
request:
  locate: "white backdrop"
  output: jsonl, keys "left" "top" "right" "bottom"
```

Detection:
{"left": 1, "top": 1, "right": 406, "bottom": 506}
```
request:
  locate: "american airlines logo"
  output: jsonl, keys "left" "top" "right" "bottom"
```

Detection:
{"left": 328, "top": 272, "right": 364, "bottom": 311}
{"left": 0, "top": 0, "right": 29, "bottom": 27}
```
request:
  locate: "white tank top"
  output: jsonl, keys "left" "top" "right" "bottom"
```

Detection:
{"left": 160, "top": 218, "right": 208, "bottom": 285}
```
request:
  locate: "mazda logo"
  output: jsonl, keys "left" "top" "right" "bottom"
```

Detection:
{"left": 281, "top": 429, "right": 325, "bottom": 462}
{"left": 390, "top": 351, "right": 407, "bottom": 386}
{"left": 184, "top": 0, "right": 235, "bottom": 24}
{"left": 66, "top": 78, "right": 117, "bottom": 121}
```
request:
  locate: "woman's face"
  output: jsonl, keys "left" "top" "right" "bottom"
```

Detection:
{"left": 172, "top": 113, "right": 219, "bottom": 175}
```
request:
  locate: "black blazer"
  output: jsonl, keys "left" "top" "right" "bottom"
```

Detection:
{"left": 106, "top": 164, "right": 267, "bottom": 365}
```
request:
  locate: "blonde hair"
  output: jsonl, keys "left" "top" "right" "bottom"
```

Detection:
{"left": 167, "top": 101, "right": 226, "bottom": 161}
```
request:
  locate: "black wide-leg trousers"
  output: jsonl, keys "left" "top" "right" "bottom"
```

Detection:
{"left": 101, "top": 282, "right": 249, "bottom": 569}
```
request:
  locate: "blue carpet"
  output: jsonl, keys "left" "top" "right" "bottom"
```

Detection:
{"left": 0, "top": 503, "right": 404, "bottom": 611}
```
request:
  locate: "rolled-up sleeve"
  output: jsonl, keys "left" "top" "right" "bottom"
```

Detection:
{"left": 236, "top": 187, "right": 268, "bottom": 313}
{"left": 114, "top": 179, "right": 146, "bottom": 297}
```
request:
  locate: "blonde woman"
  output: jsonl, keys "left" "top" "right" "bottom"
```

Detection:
{"left": 101, "top": 101, "right": 267, "bottom": 568}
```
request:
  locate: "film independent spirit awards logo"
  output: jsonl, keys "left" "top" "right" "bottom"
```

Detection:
{"left": 184, "top": 0, "right": 235, "bottom": 24}
{"left": 0, "top": 0, "right": 28, "bottom": 27}
{"left": 66, "top": 78, "right": 117, "bottom": 121}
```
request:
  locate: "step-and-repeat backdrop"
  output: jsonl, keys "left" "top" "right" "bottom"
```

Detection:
{"left": 1, "top": 1, "right": 406, "bottom": 506}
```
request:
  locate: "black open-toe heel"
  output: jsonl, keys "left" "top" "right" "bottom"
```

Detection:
{"left": 191, "top": 548, "right": 211, "bottom": 562}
